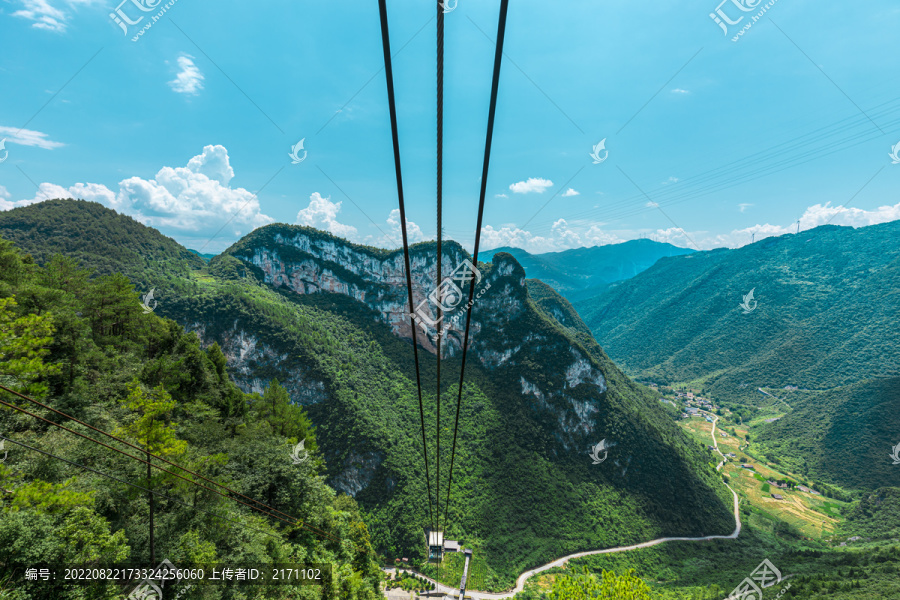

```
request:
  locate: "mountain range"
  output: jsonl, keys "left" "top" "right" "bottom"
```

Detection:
{"left": 482, "top": 240, "right": 694, "bottom": 302}
{"left": 572, "top": 221, "right": 900, "bottom": 491}
{"left": 0, "top": 199, "right": 734, "bottom": 589}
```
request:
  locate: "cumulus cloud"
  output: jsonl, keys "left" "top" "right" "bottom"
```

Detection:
{"left": 114, "top": 145, "right": 272, "bottom": 238}
{"left": 169, "top": 55, "right": 204, "bottom": 95}
{"left": 561, "top": 188, "right": 580, "bottom": 197}
{"left": 1, "top": 145, "right": 273, "bottom": 249}
{"left": 386, "top": 209, "right": 424, "bottom": 243}
{"left": 509, "top": 177, "right": 553, "bottom": 194}
{"left": 0, "top": 126, "right": 64, "bottom": 150}
{"left": 296, "top": 193, "right": 358, "bottom": 239}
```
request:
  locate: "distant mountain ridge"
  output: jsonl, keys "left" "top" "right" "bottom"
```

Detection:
{"left": 574, "top": 221, "right": 900, "bottom": 492}
{"left": 575, "top": 222, "right": 900, "bottom": 396}
{"left": 483, "top": 240, "right": 694, "bottom": 302}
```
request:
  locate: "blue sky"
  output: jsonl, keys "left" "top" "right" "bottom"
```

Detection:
{"left": 1, "top": 0, "right": 899, "bottom": 253}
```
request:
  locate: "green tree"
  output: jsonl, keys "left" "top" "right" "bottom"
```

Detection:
{"left": 114, "top": 381, "right": 187, "bottom": 458}
{"left": 0, "top": 296, "right": 58, "bottom": 396}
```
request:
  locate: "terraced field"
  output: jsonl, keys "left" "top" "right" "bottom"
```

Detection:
{"left": 678, "top": 415, "right": 849, "bottom": 540}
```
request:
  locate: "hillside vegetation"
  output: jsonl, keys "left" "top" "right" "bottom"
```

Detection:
{"left": 0, "top": 236, "right": 381, "bottom": 600}
{"left": 0, "top": 200, "right": 736, "bottom": 592}
{"left": 575, "top": 222, "right": 900, "bottom": 396}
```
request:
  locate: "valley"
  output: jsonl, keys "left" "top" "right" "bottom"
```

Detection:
{"left": 0, "top": 200, "right": 899, "bottom": 599}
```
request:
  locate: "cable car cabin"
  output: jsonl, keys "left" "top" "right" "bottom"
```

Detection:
{"left": 427, "top": 530, "right": 444, "bottom": 561}
{"left": 426, "top": 530, "right": 462, "bottom": 561}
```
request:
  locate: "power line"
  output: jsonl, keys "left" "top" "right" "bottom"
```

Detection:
{"left": 0, "top": 384, "right": 342, "bottom": 546}
{"left": 377, "top": 0, "right": 436, "bottom": 536}
{"left": 0, "top": 434, "right": 284, "bottom": 542}
{"left": 442, "top": 0, "right": 510, "bottom": 531}
{"left": 523, "top": 100, "right": 900, "bottom": 235}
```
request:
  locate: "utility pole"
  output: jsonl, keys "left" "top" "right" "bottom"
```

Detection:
{"left": 796, "top": 220, "right": 800, "bottom": 234}
{"left": 751, "top": 233, "right": 755, "bottom": 244}
{"left": 147, "top": 417, "right": 155, "bottom": 565}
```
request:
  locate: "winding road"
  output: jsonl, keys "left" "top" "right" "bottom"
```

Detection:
{"left": 386, "top": 414, "right": 742, "bottom": 599}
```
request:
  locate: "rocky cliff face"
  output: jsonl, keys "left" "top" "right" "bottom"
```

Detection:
{"left": 218, "top": 225, "right": 615, "bottom": 456}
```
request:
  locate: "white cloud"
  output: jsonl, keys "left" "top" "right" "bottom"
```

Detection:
{"left": 386, "top": 209, "right": 424, "bottom": 243}
{"left": 12, "top": 0, "right": 100, "bottom": 33}
{"left": 495, "top": 193, "right": 508, "bottom": 198}
{"left": 114, "top": 146, "right": 272, "bottom": 237}
{"left": 2, "top": 145, "right": 274, "bottom": 249}
{"left": 481, "top": 220, "right": 622, "bottom": 254}
{"left": 296, "top": 193, "right": 358, "bottom": 239}
{"left": 738, "top": 203, "right": 753, "bottom": 212}
{"left": 663, "top": 177, "right": 679, "bottom": 184}
{"left": 13, "top": 0, "right": 67, "bottom": 32}
{"left": 671, "top": 88, "right": 690, "bottom": 94}
{"left": 0, "top": 126, "right": 64, "bottom": 150}
{"left": 509, "top": 177, "right": 553, "bottom": 194}
{"left": 561, "top": 188, "right": 580, "bottom": 197}
{"left": 169, "top": 55, "right": 204, "bottom": 95}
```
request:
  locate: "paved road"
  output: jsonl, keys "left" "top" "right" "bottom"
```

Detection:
{"left": 385, "top": 417, "right": 742, "bottom": 599}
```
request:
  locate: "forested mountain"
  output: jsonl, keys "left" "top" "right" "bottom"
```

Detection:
{"left": 0, "top": 199, "right": 735, "bottom": 591}
{"left": 0, "top": 199, "right": 204, "bottom": 285}
{"left": 0, "top": 235, "right": 381, "bottom": 599}
{"left": 574, "top": 221, "right": 900, "bottom": 494}
{"left": 483, "top": 240, "right": 694, "bottom": 302}
{"left": 753, "top": 378, "right": 900, "bottom": 491}
{"left": 575, "top": 222, "right": 900, "bottom": 398}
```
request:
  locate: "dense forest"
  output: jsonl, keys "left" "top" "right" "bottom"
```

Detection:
{"left": 0, "top": 235, "right": 381, "bottom": 599}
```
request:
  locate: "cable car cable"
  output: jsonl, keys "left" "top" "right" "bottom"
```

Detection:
{"left": 378, "top": 0, "right": 437, "bottom": 536}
